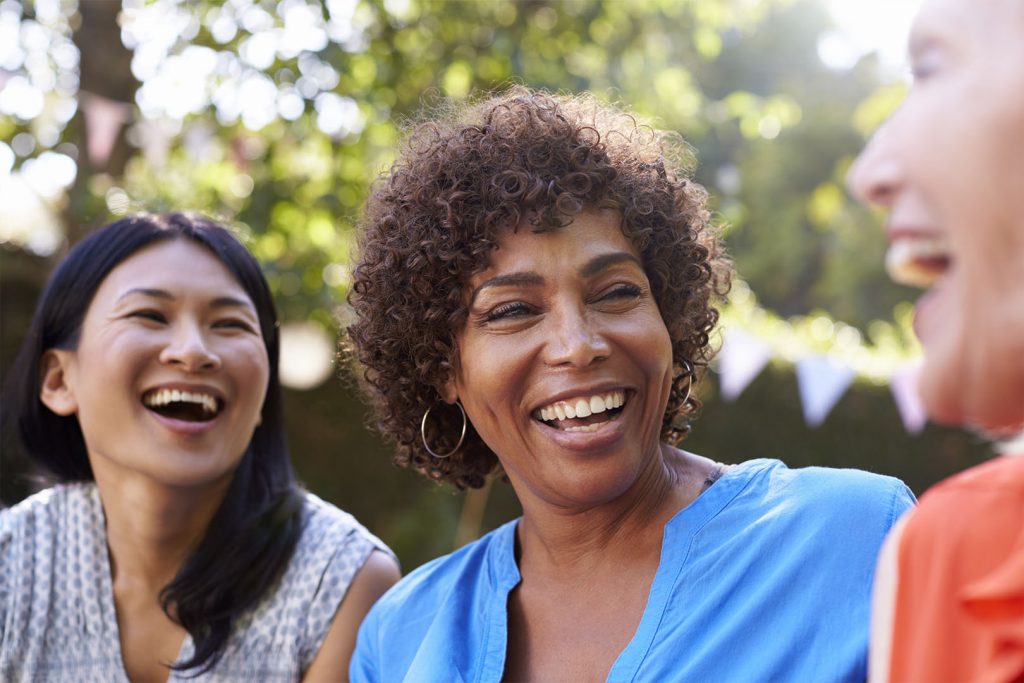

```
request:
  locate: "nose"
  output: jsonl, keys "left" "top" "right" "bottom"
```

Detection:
{"left": 159, "top": 320, "right": 221, "bottom": 372}
{"left": 543, "top": 304, "right": 612, "bottom": 368}
{"left": 847, "top": 122, "right": 902, "bottom": 208}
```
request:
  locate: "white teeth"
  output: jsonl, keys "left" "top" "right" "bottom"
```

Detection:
{"left": 143, "top": 388, "right": 219, "bottom": 414}
{"left": 564, "top": 423, "right": 603, "bottom": 433}
{"left": 886, "top": 236, "right": 951, "bottom": 288}
{"left": 575, "top": 399, "right": 591, "bottom": 418}
{"left": 537, "top": 390, "right": 626, "bottom": 423}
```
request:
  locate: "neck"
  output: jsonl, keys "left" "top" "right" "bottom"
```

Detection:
{"left": 93, "top": 468, "right": 233, "bottom": 592}
{"left": 514, "top": 445, "right": 709, "bottom": 572}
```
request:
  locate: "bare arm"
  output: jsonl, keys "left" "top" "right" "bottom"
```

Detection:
{"left": 302, "top": 550, "right": 401, "bottom": 683}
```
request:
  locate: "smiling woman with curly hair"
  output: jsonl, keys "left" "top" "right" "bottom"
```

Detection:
{"left": 346, "top": 87, "right": 915, "bottom": 682}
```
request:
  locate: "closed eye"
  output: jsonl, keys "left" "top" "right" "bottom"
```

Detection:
{"left": 128, "top": 309, "right": 166, "bottom": 323}
{"left": 599, "top": 283, "right": 643, "bottom": 301}
{"left": 214, "top": 318, "right": 258, "bottom": 333}
{"left": 485, "top": 301, "right": 535, "bottom": 322}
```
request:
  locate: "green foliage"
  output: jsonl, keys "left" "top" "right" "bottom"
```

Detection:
{"left": 5, "top": 0, "right": 985, "bottom": 565}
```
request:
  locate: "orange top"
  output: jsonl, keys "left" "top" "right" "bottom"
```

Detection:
{"left": 877, "top": 455, "right": 1024, "bottom": 683}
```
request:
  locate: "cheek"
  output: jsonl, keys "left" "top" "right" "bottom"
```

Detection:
{"left": 628, "top": 310, "right": 673, "bottom": 373}
{"left": 454, "top": 340, "right": 506, "bottom": 412}
{"left": 227, "top": 342, "right": 271, "bottom": 408}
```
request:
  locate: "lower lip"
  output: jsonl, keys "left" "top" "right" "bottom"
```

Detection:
{"left": 533, "top": 405, "right": 629, "bottom": 453}
{"left": 147, "top": 409, "right": 219, "bottom": 436}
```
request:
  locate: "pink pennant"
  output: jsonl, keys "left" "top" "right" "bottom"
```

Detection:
{"left": 80, "top": 91, "right": 133, "bottom": 168}
{"left": 890, "top": 361, "right": 927, "bottom": 434}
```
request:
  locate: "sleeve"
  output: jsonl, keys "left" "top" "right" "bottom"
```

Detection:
{"left": 886, "top": 481, "right": 917, "bottom": 528}
{"left": 298, "top": 517, "right": 381, "bottom": 671}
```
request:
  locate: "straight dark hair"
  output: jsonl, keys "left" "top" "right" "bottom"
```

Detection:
{"left": 2, "top": 212, "right": 303, "bottom": 675}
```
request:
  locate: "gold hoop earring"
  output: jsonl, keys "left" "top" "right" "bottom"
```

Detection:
{"left": 679, "top": 360, "right": 695, "bottom": 407}
{"left": 420, "top": 402, "right": 467, "bottom": 459}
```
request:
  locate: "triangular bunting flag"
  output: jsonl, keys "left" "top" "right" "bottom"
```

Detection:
{"left": 795, "top": 355, "right": 856, "bottom": 427}
{"left": 80, "top": 91, "right": 133, "bottom": 168}
{"left": 890, "top": 361, "right": 927, "bottom": 434}
{"left": 717, "top": 328, "right": 772, "bottom": 401}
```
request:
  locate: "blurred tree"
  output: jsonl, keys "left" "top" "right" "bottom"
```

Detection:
{"left": 0, "top": 0, "right": 990, "bottom": 567}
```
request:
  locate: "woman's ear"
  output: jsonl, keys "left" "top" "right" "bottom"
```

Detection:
{"left": 440, "top": 378, "right": 458, "bottom": 405}
{"left": 39, "top": 350, "right": 79, "bottom": 416}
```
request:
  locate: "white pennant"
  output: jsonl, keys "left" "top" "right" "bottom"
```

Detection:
{"left": 890, "top": 361, "right": 927, "bottom": 434}
{"left": 717, "top": 328, "right": 772, "bottom": 401}
{"left": 80, "top": 91, "right": 133, "bottom": 168}
{"left": 795, "top": 355, "right": 855, "bottom": 427}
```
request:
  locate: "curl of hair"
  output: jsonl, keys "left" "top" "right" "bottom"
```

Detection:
{"left": 346, "top": 88, "right": 731, "bottom": 490}
{"left": 1, "top": 213, "right": 303, "bottom": 675}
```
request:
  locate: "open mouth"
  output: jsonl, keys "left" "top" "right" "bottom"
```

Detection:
{"left": 142, "top": 388, "right": 223, "bottom": 423}
{"left": 533, "top": 390, "right": 627, "bottom": 433}
{"left": 886, "top": 234, "right": 952, "bottom": 288}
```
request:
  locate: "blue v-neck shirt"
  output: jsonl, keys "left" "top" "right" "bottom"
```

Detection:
{"left": 351, "top": 459, "right": 915, "bottom": 683}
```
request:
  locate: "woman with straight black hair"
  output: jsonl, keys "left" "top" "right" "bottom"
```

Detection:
{"left": 0, "top": 212, "right": 398, "bottom": 682}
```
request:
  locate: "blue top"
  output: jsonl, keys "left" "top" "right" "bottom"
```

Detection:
{"left": 351, "top": 459, "right": 915, "bottom": 683}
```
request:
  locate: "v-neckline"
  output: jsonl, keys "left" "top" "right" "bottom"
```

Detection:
{"left": 483, "top": 459, "right": 768, "bottom": 683}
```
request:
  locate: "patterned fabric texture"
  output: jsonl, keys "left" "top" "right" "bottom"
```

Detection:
{"left": 0, "top": 483, "right": 389, "bottom": 682}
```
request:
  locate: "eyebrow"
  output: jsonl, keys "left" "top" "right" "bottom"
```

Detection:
{"left": 469, "top": 251, "right": 643, "bottom": 304}
{"left": 117, "top": 288, "right": 256, "bottom": 311}
{"left": 469, "top": 273, "right": 544, "bottom": 305}
{"left": 580, "top": 252, "right": 643, "bottom": 278}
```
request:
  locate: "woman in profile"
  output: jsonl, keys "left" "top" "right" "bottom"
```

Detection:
{"left": 849, "top": 0, "right": 1024, "bottom": 679}
{"left": 0, "top": 212, "right": 398, "bottom": 682}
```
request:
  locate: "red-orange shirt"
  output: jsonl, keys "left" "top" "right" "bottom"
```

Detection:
{"left": 874, "top": 455, "right": 1024, "bottom": 683}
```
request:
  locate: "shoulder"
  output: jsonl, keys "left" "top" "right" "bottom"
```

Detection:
{"left": 351, "top": 521, "right": 515, "bottom": 681}
{"left": 714, "top": 458, "right": 916, "bottom": 548}
{"left": 365, "top": 519, "right": 513, "bottom": 624}
{"left": 737, "top": 458, "right": 915, "bottom": 520}
{"left": 0, "top": 483, "right": 98, "bottom": 644}
{"left": 228, "top": 492, "right": 395, "bottom": 670}
{"left": 275, "top": 491, "right": 394, "bottom": 599}
{"left": 0, "top": 483, "right": 95, "bottom": 547}
{"left": 298, "top": 490, "right": 390, "bottom": 555}
{"left": 899, "top": 456, "right": 1024, "bottom": 554}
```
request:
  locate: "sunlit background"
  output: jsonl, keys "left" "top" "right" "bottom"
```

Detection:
{"left": 6, "top": 0, "right": 979, "bottom": 568}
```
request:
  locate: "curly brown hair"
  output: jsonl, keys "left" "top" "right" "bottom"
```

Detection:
{"left": 346, "top": 87, "right": 730, "bottom": 490}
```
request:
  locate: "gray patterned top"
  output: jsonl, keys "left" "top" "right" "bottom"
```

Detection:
{"left": 0, "top": 482, "right": 390, "bottom": 682}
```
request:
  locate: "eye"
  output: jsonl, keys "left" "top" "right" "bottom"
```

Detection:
{"left": 910, "top": 48, "right": 944, "bottom": 82}
{"left": 599, "top": 283, "right": 643, "bottom": 301}
{"left": 214, "top": 318, "right": 258, "bottom": 333}
{"left": 485, "top": 301, "right": 536, "bottom": 322}
{"left": 910, "top": 63, "right": 935, "bottom": 82}
{"left": 128, "top": 309, "right": 166, "bottom": 323}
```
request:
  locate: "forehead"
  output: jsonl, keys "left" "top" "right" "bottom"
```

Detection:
{"left": 912, "top": 0, "right": 1022, "bottom": 48}
{"left": 94, "top": 238, "right": 249, "bottom": 301}
{"left": 477, "top": 209, "right": 639, "bottom": 278}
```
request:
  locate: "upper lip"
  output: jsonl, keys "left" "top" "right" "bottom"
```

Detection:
{"left": 141, "top": 381, "right": 226, "bottom": 404}
{"left": 887, "top": 224, "right": 942, "bottom": 242}
{"left": 530, "top": 382, "right": 632, "bottom": 414}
